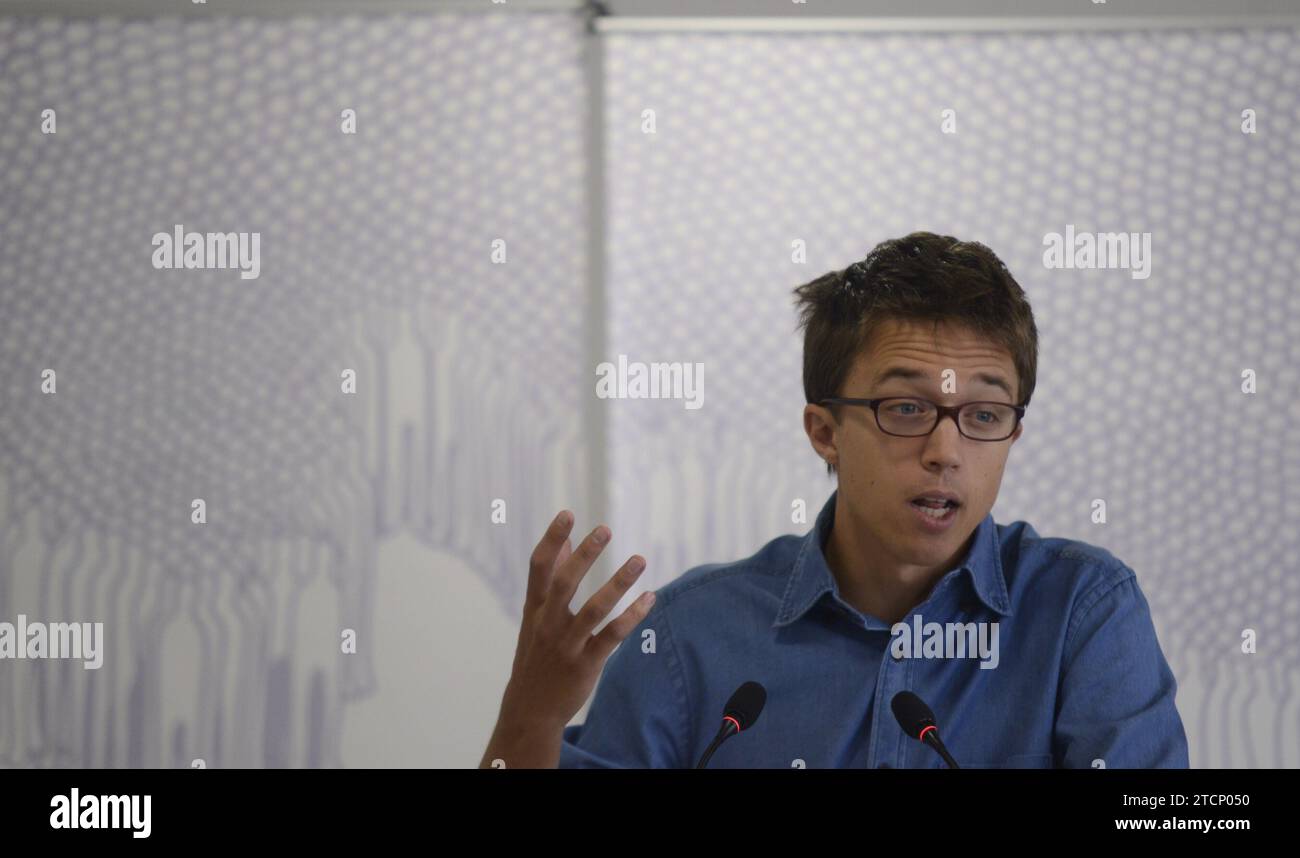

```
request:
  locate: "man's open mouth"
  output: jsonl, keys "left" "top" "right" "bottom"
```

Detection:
{"left": 910, "top": 498, "right": 960, "bottom": 519}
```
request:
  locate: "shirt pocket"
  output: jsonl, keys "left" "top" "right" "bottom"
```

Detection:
{"left": 960, "top": 753, "right": 1055, "bottom": 769}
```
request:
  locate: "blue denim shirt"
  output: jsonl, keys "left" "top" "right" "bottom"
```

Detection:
{"left": 559, "top": 489, "right": 1189, "bottom": 768}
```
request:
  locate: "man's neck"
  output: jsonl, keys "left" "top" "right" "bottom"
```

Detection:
{"left": 824, "top": 497, "right": 967, "bottom": 626}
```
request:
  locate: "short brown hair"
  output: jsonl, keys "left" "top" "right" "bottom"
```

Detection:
{"left": 792, "top": 232, "right": 1038, "bottom": 476}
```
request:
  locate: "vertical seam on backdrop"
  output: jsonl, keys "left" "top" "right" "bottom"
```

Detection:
{"left": 580, "top": 3, "right": 609, "bottom": 607}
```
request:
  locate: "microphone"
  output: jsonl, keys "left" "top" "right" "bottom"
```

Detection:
{"left": 891, "top": 690, "right": 960, "bottom": 769}
{"left": 695, "top": 681, "right": 766, "bottom": 769}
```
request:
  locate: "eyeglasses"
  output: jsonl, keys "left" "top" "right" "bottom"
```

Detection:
{"left": 818, "top": 396, "right": 1026, "bottom": 442}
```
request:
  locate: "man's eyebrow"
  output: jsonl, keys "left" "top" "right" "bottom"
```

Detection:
{"left": 872, "top": 366, "right": 1015, "bottom": 399}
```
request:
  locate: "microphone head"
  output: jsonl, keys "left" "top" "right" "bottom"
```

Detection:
{"left": 722, "top": 681, "right": 767, "bottom": 731}
{"left": 890, "top": 690, "right": 937, "bottom": 740}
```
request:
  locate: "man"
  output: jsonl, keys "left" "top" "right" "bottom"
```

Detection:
{"left": 480, "top": 232, "right": 1188, "bottom": 769}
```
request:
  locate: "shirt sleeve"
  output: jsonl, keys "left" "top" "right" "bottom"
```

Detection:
{"left": 558, "top": 593, "right": 694, "bottom": 768}
{"left": 1053, "top": 565, "right": 1190, "bottom": 768}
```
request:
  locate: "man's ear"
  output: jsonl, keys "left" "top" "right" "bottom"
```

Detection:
{"left": 1010, "top": 421, "right": 1024, "bottom": 444}
{"left": 804, "top": 403, "right": 838, "bottom": 467}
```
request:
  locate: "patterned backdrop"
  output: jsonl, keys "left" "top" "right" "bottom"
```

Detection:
{"left": 0, "top": 10, "right": 592, "bottom": 767}
{"left": 0, "top": 9, "right": 1296, "bottom": 766}
{"left": 601, "top": 24, "right": 1300, "bottom": 768}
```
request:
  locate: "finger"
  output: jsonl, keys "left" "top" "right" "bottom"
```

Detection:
{"left": 526, "top": 511, "right": 574, "bottom": 609}
{"left": 546, "top": 524, "right": 610, "bottom": 622}
{"left": 541, "top": 539, "right": 573, "bottom": 626}
{"left": 568, "top": 555, "right": 646, "bottom": 643}
{"left": 587, "top": 590, "right": 656, "bottom": 662}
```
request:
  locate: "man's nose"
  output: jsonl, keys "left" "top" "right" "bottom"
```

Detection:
{"left": 921, "top": 414, "right": 964, "bottom": 464}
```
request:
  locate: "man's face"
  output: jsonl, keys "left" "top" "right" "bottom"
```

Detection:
{"left": 805, "top": 318, "right": 1024, "bottom": 570}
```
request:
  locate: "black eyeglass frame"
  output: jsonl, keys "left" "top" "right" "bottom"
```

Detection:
{"left": 817, "top": 397, "right": 1027, "bottom": 442}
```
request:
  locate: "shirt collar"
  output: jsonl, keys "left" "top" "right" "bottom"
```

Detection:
{"left": 773, "top": 488, "right": 1012, "bottom": 628}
